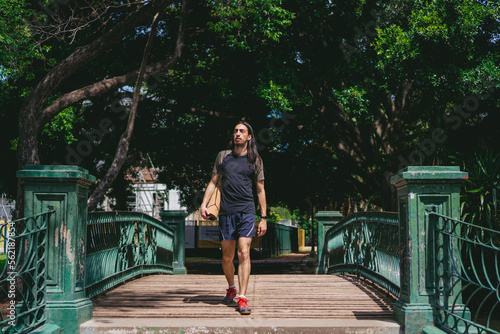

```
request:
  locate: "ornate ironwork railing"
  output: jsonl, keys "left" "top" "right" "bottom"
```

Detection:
{"left": 322, "top": 212, "right": 400, "bottom": 297}
{"left": 0, "top": 210, "right": 54, "bottom": 334}
{"left": 430, "top": 212, "right": 500, "bottom": 334}
{"left": 86, "top": 211, "right": 175, "bottom": 298}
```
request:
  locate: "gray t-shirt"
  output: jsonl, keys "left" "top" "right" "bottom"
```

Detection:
{"left": 212, "top": 150, "right": 264, "bottom": 215}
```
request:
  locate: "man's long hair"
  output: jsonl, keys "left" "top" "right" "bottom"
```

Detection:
{"left": 229, "top": 121, "right": 262, "bottom": 167}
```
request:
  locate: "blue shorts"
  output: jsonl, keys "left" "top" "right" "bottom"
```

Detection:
{"left": 219, "top": 213, "right": 255, "bottom": 241}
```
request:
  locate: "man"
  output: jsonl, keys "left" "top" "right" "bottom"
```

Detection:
{"left": 200, "top": 121, "right": 267, "bottom": 315}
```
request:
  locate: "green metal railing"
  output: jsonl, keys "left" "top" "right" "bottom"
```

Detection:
{"left": 260, "top": 222, "right": 299, "bottom": 258}
{"left": 8, "top": 165, "right": 184, "bottom": 332}
{"left": 0, "top": 210, "right": 55, "bottom": 334}
{"left": 319, "top": 166, "right": 500, "bottom": 333}
{"left": 86, "top": 211, "right": 175, "bottom": 298}
{"left": 430, "top": 212, "right": 500, "bottom": 334}
{"left": 321, "top": 212, "right": 400, "bottom": 297}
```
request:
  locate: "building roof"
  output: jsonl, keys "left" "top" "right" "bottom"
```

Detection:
{"left": 125, "top": 167, "right": 159, "bottom": 184}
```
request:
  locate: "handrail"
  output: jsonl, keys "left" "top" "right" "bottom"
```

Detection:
{"left": 86, "top": 211, "right": 175, "bottom": 298}
{"left": 87, "top": 211, "right": 175, "bottom": 233}
{"left": 0, "top": 210, "right": 55, "bottom": 334}
{"left": 429, "top": 212, "right": 500, "bottom": 334}
{"left": 322, "top": 211, "right": 400, "bottom": 298}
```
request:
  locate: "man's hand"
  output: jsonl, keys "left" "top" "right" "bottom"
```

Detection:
{"left": 200, "top": 205, "right": 210, "bottom": 220}
{"left": 200, "top": 173, "right": 221, "bottom": 220}
{"left": 257, "top": 218, "right": 267, "bottom": 237}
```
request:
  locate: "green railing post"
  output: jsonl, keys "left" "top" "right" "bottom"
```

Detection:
{"left": 160, "top": 210, "right": 188, "bottom": 274}
{"left": 316, "top": 211, "right": 343, "bottom": 274}
{"left": 17, "top": 165, "right": 96, "bottom": 333}
{"left": 390, "top": 166, "right": 467, "bottom": 333}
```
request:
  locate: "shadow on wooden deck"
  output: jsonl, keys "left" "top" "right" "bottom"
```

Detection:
{"left": 82, "top": 253, "right": 400, "bottom": 333}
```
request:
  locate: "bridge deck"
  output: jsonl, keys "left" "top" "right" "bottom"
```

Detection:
{"left": 90, "top": 273, "right": 396, "bottom": 319}
{"left": 82, "top": 256, "right": 400, "bottom": 333}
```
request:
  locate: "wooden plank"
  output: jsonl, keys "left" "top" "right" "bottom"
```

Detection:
{"left": 91, "top": 274, "right": 396, "bottom": 319}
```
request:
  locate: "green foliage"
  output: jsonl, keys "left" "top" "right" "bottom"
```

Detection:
{"left": 373, "top": 0, "right": 500, "bottom": 88}
{"left": 42, "top": 107, "right": 82, "bottom": 145}
{"left": 452, "top": 150, "right": 500, "bottom": 230}
{"left": 208, "top": 0, "right": 294, "bottom": 49}
{"left": 292, "top": 208, "right": 308, "bottom": 229}
{"left": 258, "top": 81, "right": 294, "bottom": 113}
{"left": 0, "top": 0, "right": 48, "bottom": 79}
{"left": 332, "top": 86, "right": 370, "bottom": 122}
{"left": 269, "top": 0, "right": 500, "bottom": 213}
{"left": 266, "top": 205, "right": 293, "bottom": 223}
{"left": 264, "top": 206, "right": 312, "bottom": 240}
{"left": 3, "top": 0, "right": 500, "bottom": 221}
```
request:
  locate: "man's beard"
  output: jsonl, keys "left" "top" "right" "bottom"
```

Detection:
{"left": 234, "top": 141, "right": 247, "bottom": 148}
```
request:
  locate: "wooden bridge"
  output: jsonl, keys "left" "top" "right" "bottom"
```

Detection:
{"left": 7, "top": 165, "right": 499, "bottom": 334}
{"left": 80, "top": 254, "right": 401, "bottom": 333}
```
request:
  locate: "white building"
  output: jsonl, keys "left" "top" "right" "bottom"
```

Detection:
{"left": 126, "top": 167, "right": 187, "bottom": 219}
{"left": 0, "top": 194, "right": 14, "bottom": 221}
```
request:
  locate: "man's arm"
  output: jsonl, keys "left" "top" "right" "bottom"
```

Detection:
{"left": 256, "top": 180, "right": 267, "bottom": 237}
{"left": 200, "top": 173, "right": 221, "bottom": 220}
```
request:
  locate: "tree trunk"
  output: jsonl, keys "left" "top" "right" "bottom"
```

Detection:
{"left": 13, "top": 0, "right": 177, "bottom": 219}
{"left": 87, "top": 0, "right": 188, "bottom": 211}
{"left": 87, "top": 13, "right": 161, "bottom": 211}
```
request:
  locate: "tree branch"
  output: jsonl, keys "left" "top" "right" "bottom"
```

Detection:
{"left": 14, "top": 0, "right": 175, "bottom": 220}
{"left": 18, "top": 0, "right": 173, "bottom": 165}
{"left": 40, "top": 58, "right": 175, "bottom": 125}
{"left": 40, "top": 0, "right": 187, "bottom": 127}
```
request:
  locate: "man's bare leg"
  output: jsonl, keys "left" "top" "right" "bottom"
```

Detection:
{"left": 237, "top": 237, "right": 252, "bottom": 297}
{"left": 221, "top": 240, "right": 236, "bottom": 286}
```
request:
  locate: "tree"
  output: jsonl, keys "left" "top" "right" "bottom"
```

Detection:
{"left": 87, "top": 10, "right": 170, "bottom": 211}
{"left": 4, "top": 0, "right": 500, "bottom": 222}
{"left": 103, "top": 0, "right": 500, "bottom": 218}
{"left": 2, "top": 0, "right": 186, "bottom": 216}
{"left": 248, "top": 0, "right": 500, "bottom": 213}
{"left": 2, "top": 0, "right": 294, "bottom": 216}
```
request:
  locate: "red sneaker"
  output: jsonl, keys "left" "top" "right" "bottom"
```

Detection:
{"left": 237, "top": 297, "right": 251, "bottom": 315}
{"left": 222, "top": 288, "right": 237, "bottom": 304}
